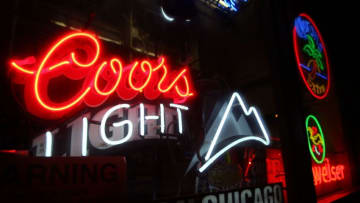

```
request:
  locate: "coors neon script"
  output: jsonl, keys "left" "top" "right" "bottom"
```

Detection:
{"left": 9, "top": 32, "right": 195, "bottom": 119}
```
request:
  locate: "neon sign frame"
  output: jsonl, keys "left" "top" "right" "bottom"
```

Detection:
{"left": 9, "top": 32, "right": 195, "bottom": 119}
{"left": 293, "top": 13, "right": 330, "bottom": 100}
{"left": 306, "top": 115, "right": 326, "bottom": 164}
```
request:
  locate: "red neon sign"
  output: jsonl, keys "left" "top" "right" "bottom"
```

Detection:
{"left": 293, "top": 13, "right": 331, "bottom": 99}
{"left": 312, "top": 158, "right": 345, "bottom": 186}
{"left": 9, "top": 32, "right": 195, "bottom": 119}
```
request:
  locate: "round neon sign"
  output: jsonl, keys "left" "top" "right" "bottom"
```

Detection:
{"left": 305, "top": 115, "right": 326, "bottom": 164}
{"left": 293, "top": 13, "right": 330, "bottom": 99}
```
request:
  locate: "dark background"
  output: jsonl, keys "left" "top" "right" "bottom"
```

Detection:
{"left": 0, "top": 0, "right": 357, "bottom": 202}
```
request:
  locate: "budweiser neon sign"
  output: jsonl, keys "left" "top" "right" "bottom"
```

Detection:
{"left": 9, "top": 32, "right": 195, "bottom": 119}
{"left": 312, "top": 158, "right": 345, "bottom": 186}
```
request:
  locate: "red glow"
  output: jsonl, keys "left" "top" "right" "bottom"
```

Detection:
{"left": 11, "top": 61, "right": 35, "bottom": 74}
{"left": 0, "top": 150, "right": 17, "bottom": 153}
{"left": 9, "top": 32, "right": 195, "bottom": 119}
{"left": 94, "top": 60, "right": 123, "bottom": 96}
{"left": 312, "top": 158, "right": 345, "bottom": 186}
{"left": 128, "top": 61, "right": 152, "bottom": 92}
{"left": 0, "top": 150, "right": 28, "bottom": 156}
{"left": 48, "top": 61, "right": 70, "bottom": 71}
{"left": 293, "top": 13, "right": 330, "bottom": 100}
{"left": 266, "top": 149, "right": 286, "bottom": 187}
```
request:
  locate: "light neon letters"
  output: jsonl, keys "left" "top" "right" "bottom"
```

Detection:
{"left": 34, "top": 102, "right": 188, "bottom": 156}
{"left": 45, "top": 131, "right": 53, "bottom": 157}
{"left": 312, "top": 158, "right": 345, "bottom": 186}
{"left": 169, "top": 103, "right": 189, "bottom": 134}
{"left": 82, "top": 117, "right": 88, "bottom": 156}
{"left": 9, "top": 32, "right": 194, "bottom": 119}
{"left": 160, "top": 7, "right": 175, "bottom": 22}
{"left": 100, "top": 104, "right": 133, "bottom": 145}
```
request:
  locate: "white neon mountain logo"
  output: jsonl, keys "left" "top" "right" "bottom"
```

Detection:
{"left": 187, "top": 92, "right": 270, "bottom": 173}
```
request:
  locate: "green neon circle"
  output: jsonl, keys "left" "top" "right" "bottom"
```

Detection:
{"left": 305, "top": 115, "right": 326, "bottom": 164}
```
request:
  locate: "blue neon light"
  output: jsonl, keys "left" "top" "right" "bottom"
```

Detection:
{"left": 215, "top": 0, "right": 251, "bottom": 13}
{"left": 300, "top": 64, "right": 328, "bottom": 80}
{"left": 294, "top": 16, "right": 323, "bottom": 52}
{"left": 227, "top": 0, "right": 238, "bottom": 11}
{"left": 221, "top": 0, "right": 239, "bottom": 12}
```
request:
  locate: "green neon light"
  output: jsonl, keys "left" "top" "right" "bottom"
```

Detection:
{"left": 303, "top": 34, "right": 324, "bottom": 71}
{"left": 306, "top": 115, "right": 326, "bottom": 164}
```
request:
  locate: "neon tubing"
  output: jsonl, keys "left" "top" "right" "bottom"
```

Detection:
{"left": 82, "top": 117, "right": 88, "bottom": 156}
{"left": 145, "top": 116, "right": 159, "bottom": 120}
{"left": 48, "top": 61, "right": 70, "bottom": 71}
{"left": 312, "top": 158, "right": 345, "bottom": 186}
{"left": 306, "top": 115, "right": 326, "bottom": 164}
{"left": 100, "top": 104, "right": 133, "bottom": 145}
{"left": 201, "top": 92, "right": 270, "bottom": 172}
{"left": 140, "top": 103, "right": 161, "bottom": 136}
{"left": 140, "top": 103, "right": 145, "bottom": 136}
{"left": 11, "top": 62, "right": 35, "bottom": 74}
{"left": 199, "top": 136, "right": 269, "bottom": 173}
{"left": 11, "top": 60, "right": 71, "bottom": 72}
{"left": 9, "top": 31, "right": 195, "bottom": 119}
{"left": 94, "top": 60, "right": 123, "bottom": 96}
{"left": 160, "top": 104, "right": 165, "bottom": 133}
{"left": 35, "top": 86, "right": 91, "bottom": 111}
{"left": 293, "top": 13, "right": 330, "bottom": 100}
{"left": 158, "top": 68, "right": 188, "bottom": 93}
{"left": 169, "top": 103, "right": 189, "bottom": 110}
{"left": 175, "top": 76, "right": 192, "bottom": 97}
{"left": 153, "top": 57, "right": 165, "bottom": 71}
{"left": 160, "top": 7, "right": 174, "bottom": 22}
{"left": 303, "top": 35, "right": 324, "bottom": 71}
{"left": 314, "top": 146, "right": 320, "bottom": 156}
{"left": 300, "top": 64, "right": 327, "bottom": 80}
{"left": 170, "top": 103, "right": 189, "bottom": 134}
{"left": 177, "top": 108, "right": 183, "bottom": 134}
{"left": 219, "top": 0, "right": 238, "bottom": 11}
{"left": 34, "top": 33, "right": 98, "bottom": 111}
{"left": 128, "top": 61, "right": 153, "bottom": 92}
{"left": 45, "top": 131, "right": 53, "bottom": 157}
{"left": 70, "top": 34, "right": 100, "bottom": 67}
{"left": 204, "top": 92, "right": 270, "bottom": 160}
